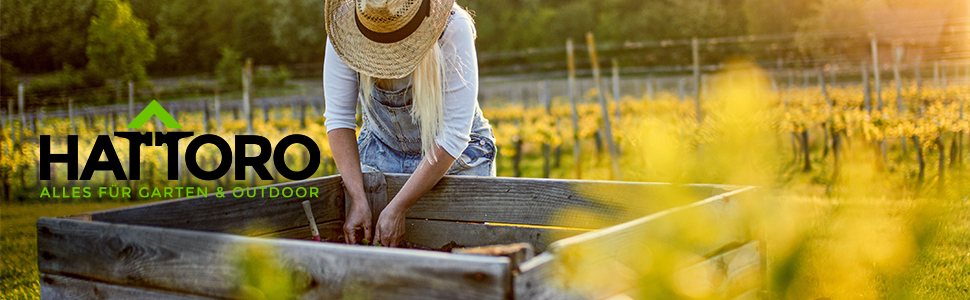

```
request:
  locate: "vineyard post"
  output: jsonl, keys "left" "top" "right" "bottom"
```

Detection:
{"left": 512, "top": 85, "right": 524, "bottom": 178}
{"left": 942, "top": 60, "right": 948, "bottom": 89}
{"left": 678, "top": 77, "right": 685, "bottom": 102}
{"left": 566, "top": 38, "right": 582, "bottom": 179}
{"left": 801, "top": 130, "right": 811, "bottom": 172}
{"left": 37, "top": 108, "right": 44, "bottom": 135}
{"left": 937, "top": 132, "right": 945, "bottom": 194}
{"left": 18, "top": 84, "right": 25, "bottom": 146}
{"left": 692, "top": 37, "right": 703, "bottom": 123}
{"left": 915, "top": 135, "right": 925, "bottom": 182}
{"left": 770, "top": 74, "right": 778, "bottom": 92}
{"left": 203, "top": 101, "right": 210, "bottom": 133}
{"left": 4, "top": 98, "right": 9, "bottom": 134}
{"left": 128, "top": 81, "right": 134, "bottom": 121}
{"left": 585, "top": 32, "right": 622, "bottom": 180}
{"left": 647, "top": 75, "right": 655, "bottom": 100}
{"left": 103, "top": 112, "right": 109, "bottom": 136}
{"left": 243, "top": 58, "right": 255, "bottom": 187}
{"left": 934, "top": 62, "right": 940, "bottom": 89}
{"left": 69, "top": 99, "right": 76, "bottom": 136}
{"left": 863, "top": 61, "right": 872, "bottom": 115}
{"left": 819, "top": 69, "right": 831, "bottom": 159}
{"left": 300, "top": 100, "right": 307, "bottom": 129}
{"left": 829, "top": 65, "right": 836, "bottom": 86}
{"left": 611, "top": 59, "right": 621, "bottom": 124}
{"left": 915, "top": 49, "right": 922, "bottom": 93}
{"left": 894, "top": 44, "right": 907, "bottom": 154}
{"left": 540, "top": 80, "right": 551, "bottom": 178}
{"left": 802, "top": 70, "right": 808, "bottom": 89}
{"left": 788, "top": 69, "right": 794, "bottom": 92}
{"left": 215, "top": 88, "right": 222, "bottom": 132}
{"left": 871, "top": 36, "right": 883, "bottom": 110}
{"left": 821, "top": 68, "right": 840, "bottom": 179}
{"left": 262, "top": 102, "right": 269, "bottom": 124}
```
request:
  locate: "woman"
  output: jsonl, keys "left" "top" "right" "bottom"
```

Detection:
{"left": 323, "top": 0, "right": 494, "bottom": 247}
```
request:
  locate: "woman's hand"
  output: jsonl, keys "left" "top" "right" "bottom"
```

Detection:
{"left": 343, "top": 199, "right": 372, "bottom": 244}
{"left": 374, "top": 204, "right": 407, "bottom": 247}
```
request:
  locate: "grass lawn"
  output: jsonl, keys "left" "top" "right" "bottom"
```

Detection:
{"left": 2, "top": 201, "right": 147, "bottom": 300}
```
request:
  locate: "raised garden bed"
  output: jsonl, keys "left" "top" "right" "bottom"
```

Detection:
{"left": 37, "top": 173, "right": 762, "bottom": 299}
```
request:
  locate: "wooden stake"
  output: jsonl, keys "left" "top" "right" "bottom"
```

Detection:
{"left": 540, "top": 81, "right": 550, "bottom": 178}
{"left": 18, "top": 84, "right": 25, "bottom": 146}
{"left": 692, "top": 37, "right": 702, "bottom": 122}
{"left": 611, "top": 59, "right": 621, "bottom": 124}
{"left": 585, "top": 32, "right": 621, "bottom": 180}
{"left": 243, "top": 58, "right": 254, "bottom": 187}
{"left": 894, "top": 45, "right": 907, "bottom": 154}
{"left": 566, "top": 39, "right": 582, "bottom": 179}
{"left": 872, "top": 36, "right": 882, "bottom": 110}
{"left": 302, "top": 200, "right": 321, "bottom": 242}
{"left": 128, "top": 81, "right": 134, "bottom": 121}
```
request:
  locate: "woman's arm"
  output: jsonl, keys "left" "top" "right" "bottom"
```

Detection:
{"left": 328, "top": 128, "right": 372, "bottom": 244}
{"left": 323, "top": 39, "right": 371, "bottom": 244}
{"left": 373, "top": 7, "right": 479, "bottom": 247}
{"left": 373, "top": 145, "right": 457, "bottom": 247}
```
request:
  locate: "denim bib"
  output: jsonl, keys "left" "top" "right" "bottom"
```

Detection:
{"left": 358, "top": 84, "right": 496, "bottom": 176}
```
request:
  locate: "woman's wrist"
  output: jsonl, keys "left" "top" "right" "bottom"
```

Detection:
{"left": 385, "top": 197, "right": 412, "bottom": 216}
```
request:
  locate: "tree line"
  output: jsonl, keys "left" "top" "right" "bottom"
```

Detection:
{"left": 1, "top": 0, "right": 965, "bottom": 80}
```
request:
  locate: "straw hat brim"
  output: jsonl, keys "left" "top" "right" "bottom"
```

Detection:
{"left": 326, "top": 0, "right": 456, "bottom": 79}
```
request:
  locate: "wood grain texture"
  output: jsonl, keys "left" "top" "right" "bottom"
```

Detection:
{"left": 403, "top": 219, "right": 588, "bottom": 254}
{"left": 344, "top": 172, "right": 388, "bottom": 230}
{"left": 257, "top": 220, "right": 344, "bottom": 242}
{"left": 88, "top": 176, "right": 345, "bottom": 236}
{"left": 38, "top": 218, "right": 512, "bottom": 300}
{"left": 385, "top": 174, "right": 709, "bottom": 229}
{"left": 674, "top": 241, "right": 762, "bottom": 299}
{"left": 41, "top": 273, "right": 216, "bottom": 300}
{"left": 544, "top": 187, "right": 758, "bottom": 299}
{"left": 513, "top": 253, "right": 585, "bottom": 300}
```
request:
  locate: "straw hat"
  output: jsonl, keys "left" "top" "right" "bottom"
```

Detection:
{"left": 326, "top": 0, "right": 455, "bottom": 79}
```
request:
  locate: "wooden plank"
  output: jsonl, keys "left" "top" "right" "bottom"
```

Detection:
{"left": 513, "top": 253, "right": 585, "bottom": 300}
{"left": 38, "top": 217, "right": 511, "bottom": 300}
{"left": 403, "top": 219, "right": 589, "bottom": 254}
{"left": 454, "top": 243, "right": 534, "bottom": 273}
{"left": 673, "top": 241, "right": 762, "bottom": 299}
{"left": 41, "top": 273, "right": 216, "bottom": 300}
{"left": 544, "top": 187, "right": 757, "bottom": 298}
{"left": 344, "top": 172, "right": 388, "bottom": 230}
{"left": 257, "top": 219, "right": 344, "bottom": 242}
{"left": 385, "top": 174, "right": 708, "bottom": 229}
{"left": 88, "top": 175, "right": 345, "bottom": 236}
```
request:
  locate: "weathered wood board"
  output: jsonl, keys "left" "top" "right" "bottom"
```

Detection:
{"left": 385, "top": 174, "right": 719, "bottom": 229}
{"left": 40, "top": 274, "right": 217, "bottom": 300}
{"left": 38, "top": 218, "right": 511, "bottom": 300}
{"left": 536, "top": 186, "right": 759, "bottom": 299}
{"left": 88, "top": 176, "right": 345, "bottom": 236}
{"left": 673, "top": 241, "right": 762, "bottom": 299}
{"left": 38, "top": 174, "right": 761, "bottom": 300}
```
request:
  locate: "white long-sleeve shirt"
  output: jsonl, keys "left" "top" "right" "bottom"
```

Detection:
{"left": 323, "top": 6, "right": 479, "bottom": 159}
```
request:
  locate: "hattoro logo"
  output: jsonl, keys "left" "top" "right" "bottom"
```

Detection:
{"left": 40, "top": 100, "right": 321, "bottom": 181}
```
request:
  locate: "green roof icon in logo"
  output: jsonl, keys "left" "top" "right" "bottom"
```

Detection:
{"left": 127, "top": 100, "right": 182, "bottom": 129}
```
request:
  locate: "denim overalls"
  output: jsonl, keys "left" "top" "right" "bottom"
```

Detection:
{"left": 357, "top": 84, "right": 496, "bottom": 176}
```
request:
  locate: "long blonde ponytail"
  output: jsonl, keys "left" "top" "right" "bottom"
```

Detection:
{"left": 359, "top": 42, "right": 446, "bottom": 162}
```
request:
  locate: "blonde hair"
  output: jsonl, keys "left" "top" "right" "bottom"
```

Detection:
{"left": 360, "top": 42, "right": 446, "bottom": 163}
{"left": 359, "top": 7, "right": 475, "bottom": 164}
